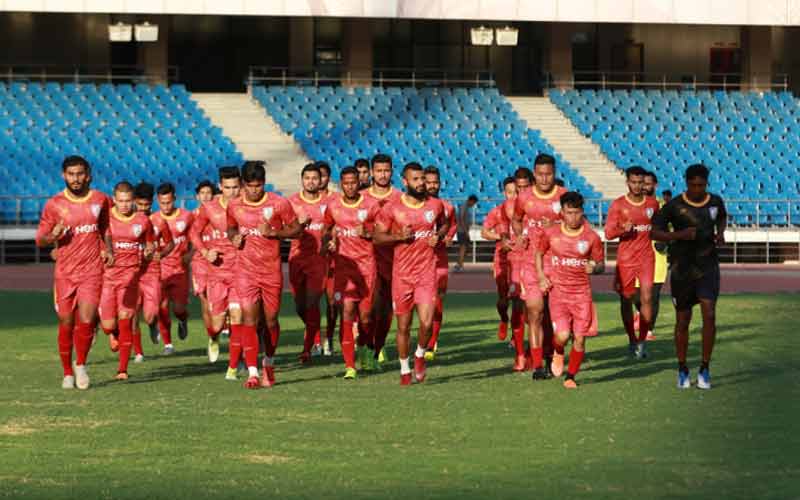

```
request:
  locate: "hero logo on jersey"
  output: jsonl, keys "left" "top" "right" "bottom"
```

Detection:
{"left": 90, "top": 203, "right": 101, "bottom": 218}
{"left": 176, "top": 220, "right": 186, "bottom": 233}
{"left": 577, "top": 240, "right": 589, "bottom": 254}
{"left": 357, "top": 209, "right": 368, "bottom": 222}
{"left": 263, "top": 207, "right": 274, "bottom": 221}
{"left": 551, "top": 201, "right": 561, "bottom": 214}
{"left": 424, "top": 210, "right": 435, "bottom": 223}
{"left": 132, "top": 224, "right": 142, "bottom": 238}
{"left": 709, "top": 206, "right": 718, "bottom": 220}
{"left": 646, "top": 207, "right": 654, "bottom": 218}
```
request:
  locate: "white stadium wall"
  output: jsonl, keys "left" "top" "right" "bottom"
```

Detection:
{"left": 1, "top": 0, "right": 800, "bottom": 26}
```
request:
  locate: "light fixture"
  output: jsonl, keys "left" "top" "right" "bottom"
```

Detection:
{"left": 108, "top": 22, "right": 132, "bottom": 42}
{"left": 496, "top": 26, "right": 518, "bottom": 46}
{"left": 134, "top": 22, "right": 159, "bottom": 42}
{"left": 470, "top": 26, "right": 493, "bottom": 46}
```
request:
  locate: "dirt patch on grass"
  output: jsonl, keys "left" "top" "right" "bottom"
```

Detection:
{"left": 0, "top": 416, "right": 111, "bottom": 436}
{"left": 235, "top": 453, "right": 295, "bottom": 465}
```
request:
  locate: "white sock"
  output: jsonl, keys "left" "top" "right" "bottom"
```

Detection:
{"left": 415, "top": 345, "right": 426, "bottom": 358}
{"left": 400, "top": 357, "right": 411, "bottom": 374}
{"left": 248, "top": 366, "right": 258, "bottom": 377}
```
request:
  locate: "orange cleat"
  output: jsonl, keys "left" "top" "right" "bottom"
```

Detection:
{"left": 414, "top": 356, "right": 426, "bottom": 383}
{"left": 261, "top": 364, "right": 275, "bottom": 388}
{"left": 115, "top": 372, "right": 128, "bottom": 381}
{"left": 244, "top": 376, "right": 260, "bottom": 389}
{"left": 563, "top": 378, "right": 578, "bottom": 389}
{"left": 551, "top": 353, "right": 565, "bottom": 378}
{"left": 108, "top": 334, "right": 119, "bottom": 353}
{"left": 646, "top": 331, "right": 656, "bottom": 341}
{"left": 400, "top": 373, "right": 412, "bottom": 386}
{"left": 512, "top": 354, "right": 527, "bottom": 372}
{"left": 497, "top": 322, "right": 508, "bottom": 341}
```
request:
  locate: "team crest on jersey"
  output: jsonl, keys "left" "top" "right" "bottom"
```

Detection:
{"left": 90, "top": 203, "right": 101, "bottom": 218}
{"left": 709, "top": 206, "right": 718, "bottom": 220}
{"left": 132, "top": 224, "right": 142, "bottom": 238}
{"left": 153, "top": 225, "right": 160, "bottom": 236}
{"left": 646, "top": 207, "right": 654, "bottom": 218}
{"left": 577, "top": 240, "right": 589, "bottom": 254}
{"left": 552, "top": 201, "right": 561, "bottom": 214}
{"left": 357, "top": 209, "right": 368, "bottom": 222}
{"left": 263, "top": 207, "right": 274, "bottom": 221}
{"left": 176, "top": 220, "right": 186, "bottom": 233}
{"left": 320, "top": 204, "right": 327, "bottom": 215}
{"left": 424, "top": 210, "right": 435, "bottom": 223}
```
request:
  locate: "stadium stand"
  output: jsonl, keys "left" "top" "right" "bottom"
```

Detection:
{"left": 0, "top": 82, "right": 243, "bottom": 222}
{"left": 550, "top": 89, "right": 800, "bottom": 226}
{"left": 252, "top": 85, "right": 603, "bottom": 223}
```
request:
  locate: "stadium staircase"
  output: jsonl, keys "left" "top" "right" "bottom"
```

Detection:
{"left": 506, "top": 96, "right": 626, "bottom": 198}
{"left": 191, "top": 93, "right": 310, "bottom": 194}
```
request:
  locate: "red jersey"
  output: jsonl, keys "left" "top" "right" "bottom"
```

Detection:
{"left": 190, "top": 207, "right": 212, "bottom": 270}
{"left": 226, "top": 192, "right": 296, "bottom": 276}
{"left": 376, "top": 195, "right": 445, "bottom": 279}
{"left": 288, "top": 192, "right": 327, "bottom": 261}
{"left": 153, "top": 208, "right": 193, "bottom": 279}
{"left": 483, "top": 203, "right": 511, "bottom": 265}
{"left": 189, "top": 197, "right": 238, "bottom": 274}
{"left": 139, "top": 213, "right": 172, "bottom": 279}
{"left": 105, "top": 208, "right": 155, "bottom": 272}
{"left": 323, "top": 193, "right": 380, "bottom": 267}
{"left": 36, "top": 189, "right": 110, "bottom": 280}
{"left": 362, "top": 186, "right": 403, "bottom": 273}
{"left": 435, "top": 198, "right": 458, "bottom": 269}
{"left": 604, "top": 195, "right": 660, "bottom": 265}
{"left": 538, "top": 223, "right": 604, "bottom": 297}
{"left": 513, "top": 186, "right": 568, "bottom": 257}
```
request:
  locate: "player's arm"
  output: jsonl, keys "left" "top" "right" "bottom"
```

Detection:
{"left": 181, "top": 214, "right": 194, "bottom": 266}
{"left": 603, "top": 201, "right": 628, "bottom": 240}
{"left": 190, "top": 206, "right": 219, "bottom": 263}
{"left": 225, "top": 206, "right": 245, "bottom": 249}
{"left": 535, "top": 236, "right": 551, "bottom": 291}
{"left": 157, "top": 221, "right": 175, "bottom": 259}
{"left": 511, "top": 197, "right": 524, "bottom": 240}
{"left": 35, "top": 200, "right": 64, "bottom": 247}
{"left": 651, "top": 204, "right": 695, "bottom": 241}
{"left": 444, "top": 205, "right": 458, "bottom": 245}
{"left": 268, "top": 218, "right": 302, "bottom": 239}
{"left": 320, "top": 206, "right": 336, "bottom": 255}
{"left": 715, "top": 198, "right": 727, "bottom": 245}
{"left": 586, "top": 236, "right": 605, "bottom": 275}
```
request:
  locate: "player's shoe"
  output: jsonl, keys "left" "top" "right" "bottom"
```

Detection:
{"left": 400, "top": 373, "right": 412, "bottom": 386}
{"left": 134, "top": 354, "right": 144, "bottom": 363}
{"left": 225, "top": 367, "right": 238, "bottom": 381}
{"left": 208, "top": 338, "right": 220, "bottom": 363}
{"left": 550, "top": 352, "right": 565, "bottom": 377}
{"left": 62, "top": 375, "right": 75, "bottom": 389}
{"left": 497, "top": 321, "right": 508, "bottom": 341}
{"left": 108, "top": 333, "right": 119, "bottom": 353}
{"left": 424, "top": 350, "right": 435, "bottom": 362}
{"left": 115, "top": 372, "right": 128, "bottom": 381}
{"left": 634, "top": 342, "right": 648, "bottom": 359}
{"left": 532, "top": 367, "right": 548, "bottom": 381}
{"left": 414, "top": 356, "right": 426, "bottom": 383}
{"left": 563, "top": 375, "right": 578, "bottom": 389}
{"left": 149, "top": 323, "right": 160, "bottom": 344}
{"left": 311, "top": 343, "right": 322, "bottom": 357}
{"left": 696, "top": 367, "right": 711, "bottom": 390}
{"left": 299, "top": 351, "right": 311, "bottom": 365}
{"left": 323, "top": 338, "right": 333, "bottom": 356}
{"left": 357, "top": 346, "right": 368, "bottom": 371}
{"left": 162, "top": 344, "right": 175, "bottom": 356}
{"left": 243, "top": 376, "right": 260, "bottom": 389}
{"left": 178, "top": 319, "right": 188, "bottom": 340}
{"left": 74, "top": 363, "right": 90, "bottom": 390}
{"left": 677, "top": 369, "right": 691, "bottom": 389}
{"left": 645, "top": 330, "right": 656, "bottom": 341}
{"left": 378, "top": 347, "right": 387, "bottom": 364}
{"left": 260, "top": 360, "right": 275, "bottom": 388}
{"left": 628, "top": 342, "right": 637, "bottom": 358}
{"left": 369, "top": 354, "right": 381, "bottom": 372}
{"left": 512, "top": 354, "right": 527, "bottom": 372}
{"left": 343, "top": 367, "right": 358, "bottom": 380}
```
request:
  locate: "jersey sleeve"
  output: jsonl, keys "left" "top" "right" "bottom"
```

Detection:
{"left": 157, "top": 218, "right": 173, "bottom": 247}
{"left": 375, "top": 203, "right": 394, "bottom": 231}
{"left": 715, "top": 196, "right": 728, "bottom": 222}
{"left": 35, "top": 199, "right": 58, "bottom": 246}
{"left": 97, "top": 194, "right": 111, "bottom": 238}
{"left": 536, "top": 231, "right": 551, "bottom": 254}
{"left": 278, "top": 198, "right": 297, "bottom": 226}
{"left": 323, "top": 201, "right": 335, "bottom": 227}
{"left": 144, "top": 219, "right": 157, "bottom": 243}
{"left": 603, "top": 199, "right": 624, "bottom": 240}
{"left": 189, "top": 205, "right": 210, "bottom": 251}
{"left": 651, "top": 200, "right": 672, "bottom": 233}
{"left": 225, "top": 203, "right": 238, "bottom": 231}
{"left": 445, "top": 203, "right": 458, "bottom": 239}
{"left": 590, "top": 233, "right": 604, "bottom": 262}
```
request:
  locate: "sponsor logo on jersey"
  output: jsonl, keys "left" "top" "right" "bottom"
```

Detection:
{"left": 90, "top": 203, "right": 101, "bottom": 218}
{"left": 263, "top": 207, "right": 273, "bottom": 221}
{"left": 307, "top": 223, "right": 324, "bottom": 231}
{"left": 73, "top": 223, "right": 98, "bottom": 235}
{"left": 176, "top": 220, "right": 186, "bottom": 233}
{"left": 552, "top": 255, "right": 589, "bottom": 268}
{"left": 132, "top": 224, "right": 142, "bottom": 238}
{"left": 114, "top": 241, "right": 140, "bottom": 250}
{"left": 632, "top": 224, "right": 652, "bottom": 232}
{"left": 414, "top": 229, "right": 435, "bottom": 240}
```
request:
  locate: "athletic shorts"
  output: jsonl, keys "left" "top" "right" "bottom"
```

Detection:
{"left": 670, "top": 263, "right": 720, "bottom": 311}
{"left": 137, "top": 270, "right": 162, "bottom": 318}
{"left": 162, "top": 272, "right": 190, "bottom": 306}
{"left": 436, "top": 265, "right": 449, "bottom": 292}
{"left": 53, "top": 273, "right": 102, "bottom": 316}
{"left": 289, "top": 255, "right": 328, "bottom": 298}
{"left": 615, "top": 258, "right": 655, "bottom": 298}
{"left": 207, "top": 276, "right": 240, "bottom": 316}
{"left": 99, "top": 270, "right": 139, "bottom": 321}
{"left": 235, "top": 271, "right": 282, "bottom": 314}
{"left": 191, "top": 260, "right": 208, "bottom": 297}
{"left": 518, "top": 260, "right": 543, "bottom": 302}
{"left": 549, "top": 289, "right": 598, "bottom": 337}
{"left": 392, "top": 271, "right": 436, "bottom": 316}
{"left": 333, "top": 260, "right": 376, "bottom": 313}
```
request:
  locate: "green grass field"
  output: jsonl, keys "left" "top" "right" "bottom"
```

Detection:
{"left": 0, "top": 290, "right": 798, "bottom": 500}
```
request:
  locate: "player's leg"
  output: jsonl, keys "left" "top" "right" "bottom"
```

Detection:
{"left": 525, "top": 296, "right": 546, "bottom": 377}
{"left": 68, "top": 277, "right": 101, "bottom": 390}
{"left": 563, "top": 334, "right": 586, "bottom": 389}
{"left": 395, "top": 311, "right": 413, "bottom": 385}
{"left": 171, "top": 275, "right": 190, "bottom": 340}
{"left": 510, "top": 297, "right": 526, "bottom": 370}
{"left": 157, "top": 293, "right": 173, "bottom": 347}
{"left": 98, "top": 281, "right": 120, "bottom": 353}
{"left": 541, "top": 298, "right": 555, "bottom": 376}
{"left": 54, "top": 280, "right": 79, "bottom": 388}
{"left": 258, "top": 282, "right": 282, "bottom": 387}
{"left": 649, "top": 282, "right": 663, "bottom": 338}
{"left": 425, "top": 269, "right": 448, "bottom": 359}
{"left": 494, "top": 269, "right": 510, "bottom": 340}
{"left": 372, "top": 274, "right": 393, "bottom": 363}
{"left": 696, "top": 298, "right": 716, "bottom": 389}
{"left": 324, "top": 268, "right": 338, "bottom": 355}
{"left": 340, "top": 300, "right": 358, "bottom": 378}
{"left": 239, "top": 301, "right": 262, "bottom": 389}
{"left": 115, "top": 282, "right": 138, "bottom": 379}
{"left": 635, "top": 260, "right": 656, "bottom": 349}
{"left": 140, "top": 277, "right": 164, "bottom": 350}
{"left": 413, "top": 301, "right": 435, "bottom": 382}
{"left": 674, "top": 306, "right": 693, "bottom": 389}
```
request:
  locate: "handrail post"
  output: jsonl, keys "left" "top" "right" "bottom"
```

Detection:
{"left": 379, "top": 71, "right": 384, "bottom": 88}
{"left": 602, "top": 73, "right": 606, "bottom": 90}
{"left": 412, "top": 71, "right": 416, "bottom": 88}
{"left": 282, "top": 69, "right": 286, "bottom": 87}
{"left": 314, "top": 71, "right": 319, "bottom": 87}
{"left": 662, "top": 74, "right": 666, "bottom": 91}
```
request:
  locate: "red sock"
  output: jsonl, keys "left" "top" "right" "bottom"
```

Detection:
{"left": 117, "top": 318, "right": 133, "bottom": 373}
{"left": 511, "top": 308, "right": 525, "bottom": 357}
{"left": 264, "top": 323, "right": 281, "bottom": 358}
{"left": 241, "top": 325, "right": 259, "bottom": 369}
{"left": 428, "top": 321, "right": 441, "bottom": 350}
{"left": 530, "top": 347, "right": 544, "bottom": 369}
{"left": 638, "top": 316, "right": 651, "bottom": 343}
{"left": 567, "top": 348, "right": 585, "bottom": 376}
{"left": 175, "top": 309, "right": 188, "bottom": 322}
{"left": 314, "top": 329, "right": 321, "bottom": 345}
{"left": 228, "top": 325, "right": 243, "bottom": 369}
{"left": 133, "top": 330, "right": 143, "bottom": 355}
{"left": 623, "top": 316, "right": 636, "bottom": 343}
{"left": 340, "top": 320, "right": 355, "bottom": 368}
{"left": 57, "top": 323, "right": 74, "bottom": 376}
{"left": 73, "top": 320, "right": 94, "bottom": 365}
{"left": 158, "top": 306, "right": 172, "bottom": 344}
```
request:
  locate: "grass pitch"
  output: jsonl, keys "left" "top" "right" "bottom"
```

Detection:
{"left": 0, "top": 290, "right": 798, "bottom": 500}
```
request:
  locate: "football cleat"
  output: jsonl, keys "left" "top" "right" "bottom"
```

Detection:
{"left": 208, "top": 338, "right": 220, "bottom": 363}
{"left": 115, "top": 372, "right": 129, "bottom": 381}
{"left": 696, "top": 367, "right": 711, "bottom": 390}
{"left": 628, "top": 342, "right": 638, "bottom": 358}
{"left": 74, "top": 364, "right": 90, "bottom": 390}
{"left": 512, "top": 354, "right": 527, "bottom": 372}
{"left": 424, "top": 350, "right": 435, "bottom": 362}
{"left": 497, "top": 322, "right": 508, "bottom": 341}
{"left": 532, "top": 367, "right": 548, "bottom": 381}
{"left": 149, "top": 323, "right": 160, "bottom": 344}
{"left": 343, "top": 367, "right": 358, "bottom": 380}
{"left": 378, "top": 347, "right": 387, "bottom": 364}
{"left": 162, "top": 344, "right": 175, "bottom": 356}
{"left": 134, "top": 354, "right": 145, "bottom": 363}
{"left": 62, "top": 375, "right": 75, "bottom": 389}
{"left": 414, "top": 356, "right": 426, "bottom": 383}
{"left": 260, "top": 361, "right": 275, "bottom": 388}
{"left": 550, "top": 353, "right": 565, "bottom": 378}
{"left": 311, "top": 343, "right": 322, "bottom": 357}
{"left": 646, "top": 330, "right": 656, "bottom": 341}
{"left": 225, "top": 367, "right": 238, "bottom": 381}
{"left": 400, "top": 373, "right": 412, "bottom": 386}
{"left": 635, "top": 342, "right": 648, "bottom": 359}
{"left": 677, "top": 369, "right": 691, "bottom": 389}
{"left": 243, "top": 376, "right": 260, "bottom": 389}
{"left": 563, "top": 376, "right": 578, "bottom": 389}
{"left": 323, "top": 338, "right": 333, "bottom": 356}
{"left": 178, "top": 319, "right": 188, "bottom": 340}
{"left": 108, "top": 333, "right": 119, "bottom": 353}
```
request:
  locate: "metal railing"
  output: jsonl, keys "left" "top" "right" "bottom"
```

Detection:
{"left": 545, "top": 71, "right": 789, "bottom": 92}
{"left": 0, "top": 64, "right": 181, "bottom": 84}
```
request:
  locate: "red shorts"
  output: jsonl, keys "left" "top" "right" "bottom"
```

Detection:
{"left": 235, "top": 272, "right": 282, "bottom": 314}
{"left": 162, "top": 272, "right": 189, "bottom": 306}
{"left": 191, "top": 260, "right": 208, "bottom": 297}
{"left": 392, "top": 271, "right": 436, "bottom": 316}
{"left": 137, "top": 270, "right": 161, "bottom": 318}
{"left": 333, "top": 260, "right": 376, "bottom": 313}
{"left": 53, "top": 273, "right": 102, "bottom": 316}
{"left": 549, "top": 289, "right": 598, "bottom": 337}
{"left": 615, "top": 257, "right": 655, "bottom": 298}
{"left": 99, "top": 271, "right": 139, "bottom": 321}
{"left": 436, "top": 265, "right": 449, "bottom": 292}
{"left": 207, "top": 277, "right": 240, "bottom": 316}
{"left": 289, "top": 255, "right": 327, "bottom": 297}
{"left": 518, "top": 260, "right": 543, "bottom": 302}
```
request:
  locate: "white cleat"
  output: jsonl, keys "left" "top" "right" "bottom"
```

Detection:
{"left": 178, "top": 319, "right": 188, "bottom": 340}
{"left": 62, "top": 375, "right": 75, "bottom": 389}
{"left": 134, "top": 354, "right": 145, "bottom": 363}
{"left": 74, "top": 364, "right": 90, "bottom": 390}
{"left": 311, "top": 343, "right": 322, "bottom": 357}
{"left": 677, "top": 369, "right": 691, "bottom": 389}
{"left": 323, "top": 338, "right": 333, "bottom": 356}
{"left": 634, "top": 342, "right": 648, "bottom": 359}
{"left": 208, "top": 338, "right": 220, "bottom": 363}
{"left": 162, "top": 344, "right": 175, "bottom": 356}
{"left": 696, "top": 368, "right": 711, "bottom": 390}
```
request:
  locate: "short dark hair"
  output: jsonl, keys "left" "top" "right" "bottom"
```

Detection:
{"left": 219, "top": 166, "right": 241, "bottom": 181}
{"left": 315, "top": 161, "right": 331, "bottom": 175}
{"left": 340, "top": 166, "right": 359, "bottom": 179}
{"left": 468, "top": 194, "right": 478, "bottom": 203}
{"left": 554, "top": 178, "right": 565, "bottom": 187}
{"left": 502, "top": 176, "right": 515, "bottom": 188}
{"left": 134, "top": 182, "right": 155, "bottom": 200}
{"left": 242, "top": 161, "right": 266, "bottom": 183}
{"left": 560, "top": 191, "right": 584, "bottom": 209}
{"left": 685, "top": 163, "right": 709, "bottom": 181}
{"left": 371, "top": 154, "right": 392, "bottom": 168}
{"left": 626, "top": 166, "right": 648, "bottom": 178}
{"left": 514, "top": 167, "right": 533, "bottom": 182}
{"left": 114, "top": 181, "right": 133, "bottom": 194}
{"left": 534, "top": 153, "right": 556, "bottom": 170}
{"left": 157, "top": 182, "right": 176, "bottom": 196}
{"left": 354, "top": 158, "right": 369, "bottom": 169}
{"left": 195, "top": 180, "right": 214, "bottom": 194}
{"left": 62, "top": 155, "right": 90, "bottom": 173}
{"left": 402, "top": 162, "right": 423, "bottom": 176}
{"left": 424, "top": 165, "right": 440, "bottom": 178}
{"left": 644, "top": 171, "right": 658, "bottom": 183}
{"left": 662, "top": 189, "right": 673, "bottom": 197}
{"left": 301, "top": 163, "right": 321, "bottom": 177}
